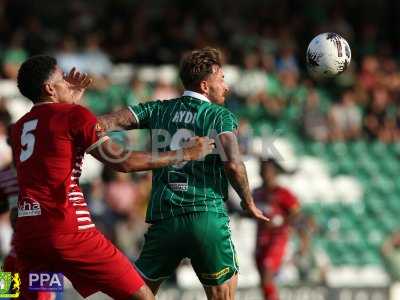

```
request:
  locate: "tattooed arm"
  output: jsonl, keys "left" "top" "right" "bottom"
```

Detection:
{"left": 219, "top": 132, "right": 269, "bottom": 222}
{"left": 96, "top": 108, "right": 138, "bottom": 132}
{"left": 88, "top": 136, "right": 214, "bottom": 172}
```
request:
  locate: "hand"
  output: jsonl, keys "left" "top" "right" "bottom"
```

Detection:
{"left": 241, "top": 201, "right": 270, "bottom": 222}
{"left": 183, "top": 136, "right": 215, "bottom": 161}
{"left": 65, "top": 67, "right": 93, "bottom": 102}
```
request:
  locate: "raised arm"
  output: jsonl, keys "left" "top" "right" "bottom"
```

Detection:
{"left": 88, "top": 136, "right": 214, "bottom": 172}
{"left": 218, "top": 132, "right": 269, "bottom": 222}
{"left": 96, "top": 108, "right": 139, "bottom": 132}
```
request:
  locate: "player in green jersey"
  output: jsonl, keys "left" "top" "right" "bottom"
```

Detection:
{"left": 97, "top": 47, "right": 268, "bottom": 299}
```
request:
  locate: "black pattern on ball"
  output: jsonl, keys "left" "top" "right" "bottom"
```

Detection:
{"left": 326, "top": 32, "right": 342, "bottom": 41}
{"left": 326, "top": 33, "right": 343, "bottom": 57}
{"left": 345, "top": 44, "right": 351, "bottom": 58}
{"left": 337, "top": 60, "right": 349, "bottom": 74}
{"left": 307, "top": 50, "right": 321, "bottom": 67}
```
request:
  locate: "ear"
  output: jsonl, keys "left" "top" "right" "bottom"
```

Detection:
{"left": 42, "top": 83, "right": 54, "bottom": 97}
{"left": 199, "top": 80, "right": 209, "bottom": 95}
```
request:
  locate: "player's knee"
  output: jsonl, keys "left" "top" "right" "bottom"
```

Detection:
{"left": 207, "top": 284, "right": 232, "bottom": 300}
{"left": 129, "top": 285, "right": 155, "bottom": 300}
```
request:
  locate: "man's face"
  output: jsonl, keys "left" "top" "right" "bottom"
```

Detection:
{"left": 261, "top": 162, "right": 277, "bottom": 184}
{"left": 205, "top": 65, "right": 229, "bottom": 105}
{"left": 45, "top": 66, "right": 74, "bottom": 104}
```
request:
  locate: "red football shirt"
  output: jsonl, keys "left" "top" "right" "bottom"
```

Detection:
{"left": 11, "top": 103, "right": 103, "bottom": 239}
{"left": 253, "top": 185, "right": 299, "bottom": 245}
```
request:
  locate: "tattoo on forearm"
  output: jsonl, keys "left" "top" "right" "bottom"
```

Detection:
{"left": 226, "top": 162, "right": 253, "bottom": 204}
{"left": 97, "top": 108, "right": 137, "bottom": 132}
{"left": 219, "top": 132, "right": 253, "bottom": 204}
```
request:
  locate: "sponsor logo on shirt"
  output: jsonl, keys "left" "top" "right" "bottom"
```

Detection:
{"left": 94, "top": 123, "right": 106, "bottom": 138}
{"left": 200, "top": 267, "right": 230, "bottom": 280}
{"left": 168, "top": 171, "right": 188, "bottom": 191}
{"left": 17, "top": 198, "right": 41, "bottom": 217}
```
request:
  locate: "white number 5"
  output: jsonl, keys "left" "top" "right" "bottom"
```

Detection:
{"left": 20, "top": 119, "right": 38, "bottom": 162}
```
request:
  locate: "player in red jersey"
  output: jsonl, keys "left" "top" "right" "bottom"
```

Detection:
{"left": 11, "top": 55, "right": 214, "bottom": 300}
{"left": 253, "top": 159, "right": 300, "bottom": 300}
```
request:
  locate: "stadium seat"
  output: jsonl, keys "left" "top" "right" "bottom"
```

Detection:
{"left": 246, "top": 121, "right": 394, "bottom": 277}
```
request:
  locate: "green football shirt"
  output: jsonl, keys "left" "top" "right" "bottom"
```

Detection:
{"left": 129, "top": 91, "right": 238, "bottom": 223}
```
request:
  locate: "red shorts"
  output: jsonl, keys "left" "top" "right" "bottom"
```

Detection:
{"left": 256, "top": 237, "right": 288, "bottom": 274}
{"left": 15, "top": 229, "right": 144, "bottom": 300}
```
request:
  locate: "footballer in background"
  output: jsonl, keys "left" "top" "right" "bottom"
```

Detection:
{"left": 253, "top": 158, "right": 300, "bottom": 300}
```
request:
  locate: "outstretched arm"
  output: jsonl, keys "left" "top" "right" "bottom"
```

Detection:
{"left": 96, "top": 108, "right": 138, "bottom": 132}
{"left": 218, "top": 132, "right": 269, "bottom": 222}
{"left": 88, "top": 136, "right": 214, "bottom": 172}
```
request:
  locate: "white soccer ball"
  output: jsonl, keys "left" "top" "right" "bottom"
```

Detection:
{"left": 306, "top": 32, "right": 351, "bottom": 78}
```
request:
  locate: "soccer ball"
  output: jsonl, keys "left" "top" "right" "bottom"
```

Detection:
{"left": 306, "top": 32, "right": 351, "bottom": 78}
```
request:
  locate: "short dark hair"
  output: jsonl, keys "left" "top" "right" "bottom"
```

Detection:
{"left": 179, "top": 47, "right": 222, "bottom": 90}
{"left": 17, "top": 55, "right": 57, "bottom": 103}
{"left": 259, "top": 158, "right": 287, "bottom": 175}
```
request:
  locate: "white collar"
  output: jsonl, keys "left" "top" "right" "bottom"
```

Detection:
{"left": 33, "top": 101, "right": 55, "bottom": 106}
{"left": 182, "top": 91, "right": 210, "bottom": 103}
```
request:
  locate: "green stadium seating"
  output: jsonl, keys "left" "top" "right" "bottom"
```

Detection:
{"left": 253, "top": 120, "right": 400, "bottom": 269}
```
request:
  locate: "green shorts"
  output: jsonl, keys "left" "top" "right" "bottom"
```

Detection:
{"left": 135, "top": 212, "right": 239, "bottom": 286}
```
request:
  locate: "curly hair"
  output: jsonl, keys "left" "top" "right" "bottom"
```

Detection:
{"left": 179, "top": 47, "right": 222, "bottom": 90}
{"left": 17, "top": 55, "right": 57, "bottom": 103}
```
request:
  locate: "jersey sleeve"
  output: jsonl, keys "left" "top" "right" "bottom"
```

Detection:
{"left": 212, "top": 108, "right": 238, "bottom": 135}
{"left": 280, "top": 189, "right": 300, "bottom": 213}
{"left": 128, "top": 101, "right": 160, "bottom": 129}
{"left": 68, "top": 105, "right": 106, "bottom": 152}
